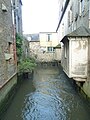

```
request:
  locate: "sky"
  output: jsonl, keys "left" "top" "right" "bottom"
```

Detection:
{"left": 22, "top": 0, "right": 59, "bottom": 34}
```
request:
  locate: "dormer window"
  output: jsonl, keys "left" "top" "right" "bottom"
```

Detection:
{"left": 1, "top": 4, "right": 8, "bottom": 12}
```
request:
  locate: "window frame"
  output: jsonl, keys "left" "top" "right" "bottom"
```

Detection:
{"left": 47, "top": 47, "right": 55, "bottom": 52}
{"left": 47, "top": 34, "right": 51, "bottom": 41}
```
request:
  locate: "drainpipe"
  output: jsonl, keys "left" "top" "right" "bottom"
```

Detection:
{"left": 56, "top": 0, "right": 70, "bottom": 32}
{"left": 89, "top": 0, "right": 90, "bottom": 28}
{"left": 13, "top": 24, "right": 17, "bottom": 68}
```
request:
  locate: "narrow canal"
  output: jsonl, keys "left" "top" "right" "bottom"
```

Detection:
{"left": 3, "top": 65, "right": 90, "bottom": 120}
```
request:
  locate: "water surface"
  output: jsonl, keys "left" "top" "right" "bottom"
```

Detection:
{"left": 3, "top": 65, "right": 90, "bottom": 120}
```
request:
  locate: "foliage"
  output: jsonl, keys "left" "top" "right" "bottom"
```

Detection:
{"left": 18, "top": 58, "right": 37, "bottom": 74}
{"left": 16, "top": 33, "right": 37, "bottom": 75}
{"left": 16, "top": 33, "right": 23, "bottom": 60}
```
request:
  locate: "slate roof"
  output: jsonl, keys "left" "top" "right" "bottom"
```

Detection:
{"left": 61, "top": 26, "right": 90, "bottom": 43}
{"left": 30, "top": 34, "right": 39, "bottom": 41}
{"left": 67, "top": 26, "right": 90, "bottom": 37}
{"left": 24, "top": 34, "right": 39, "bottom": 42}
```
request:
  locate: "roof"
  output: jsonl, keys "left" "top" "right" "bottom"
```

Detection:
{"left": 54, "top": 44, "right": 61, "bottom": 48}
{"left": 56, "top": 0, "right": 70, "bottom": 32}
{"left": 61, "top": 26, "right": 90, "bottom": 43}
{"left": 39, "top": 32, "right": 57, "bottom": 34}
{"left": 24, "top": 34, "right": 39, "bottom": 42}
{"left": 67, "top": 26, "right": 90, "bottom": 37}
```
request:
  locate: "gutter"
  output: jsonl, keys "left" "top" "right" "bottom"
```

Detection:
{"left": 56, "top": 0, "right": 70, "bottom": 32}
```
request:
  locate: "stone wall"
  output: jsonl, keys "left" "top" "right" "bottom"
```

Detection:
{"left": 0, "top": 74, "right": 17, "bottom": 117}
{"left": 0, "top": 0, "right": 17, "bottom": 86}
{"left": 0, "top": 74, "right": 17, "bottom": 104}
{"left": 29, "top": 41, "right": 61, "bottom": 62}
{"left": 0, "top": 0, "right": 17, "bottom": 111}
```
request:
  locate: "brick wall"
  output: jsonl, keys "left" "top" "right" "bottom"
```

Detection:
{"left": 0, "top": 0, "right": 17, "bottom": 86}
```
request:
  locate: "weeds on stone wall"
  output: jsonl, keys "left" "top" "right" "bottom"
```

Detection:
{"left": 16, "top": 33, "right": 37, "bottom": 77}
{"left": 16, "top": 33, "right": 23, "bottom": 61}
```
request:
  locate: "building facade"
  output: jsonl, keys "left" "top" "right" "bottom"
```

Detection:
{"left": 0, "top": 0, "right": 18, "bottom": 111}
{"left": 25, "top": 32, "right": 61, "bottom": 62}
{"left": 57, "top": 0, "right": 90, "bottom": 97}
{"left": 12, "top": 0, "right": 23, "bottom": 35}
{"left": 39, "top": 32, "right": 60, "bottom": 62}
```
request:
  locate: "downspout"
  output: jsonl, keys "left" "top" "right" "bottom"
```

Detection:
{"left": 56, "top": 0, "right": 70, "bottom": 32}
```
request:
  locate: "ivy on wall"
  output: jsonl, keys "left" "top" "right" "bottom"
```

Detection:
{"left": 16, "top": 33, "right": 37, "bottom": 75}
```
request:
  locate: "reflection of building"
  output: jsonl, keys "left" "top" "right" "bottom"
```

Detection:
{"left": 57, "top": 0, "right": 90, "bottom": 97}
{"left": 24, "top": 32, "right": 61, "bottom": 62}
{"left": 0, "top": 0, "right": 17, "bottom": 111}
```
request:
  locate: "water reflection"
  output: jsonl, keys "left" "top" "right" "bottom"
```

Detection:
{"left": 22, "top": 66, "right": 90, "bottom": 120}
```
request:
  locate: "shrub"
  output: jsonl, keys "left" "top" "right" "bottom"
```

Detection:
{"left": 18, "top": 58, "right": 37, "bottom": 74}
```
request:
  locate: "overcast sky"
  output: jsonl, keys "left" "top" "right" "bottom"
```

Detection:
{"left": 22, "top": 0, "right": 59, "bottom": 34}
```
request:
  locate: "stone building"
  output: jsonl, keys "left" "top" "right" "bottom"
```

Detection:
{"left": 57, "top": 0, "right": 90, "bottom": 97}
{"left": 22, "top": 37, "right": 30, "bottom": 59}
{"left": 25, "top": 32, "right": 61, "bottom": 62}
{"left": 0, "top": 0, "right": 22, "bottom": 115}
{"left": 39, "top": 32, "right": 59, "bottom": 62}
{"left": 54, "top": 44, "right": 61, "bottom": 61}
{"left": 24, "top": 34, "right": 39, "bottom": 60}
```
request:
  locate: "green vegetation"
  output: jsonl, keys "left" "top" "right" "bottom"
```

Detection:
{"left": 16, "top": 33, "right": 37, "bottom": 75}
{"left": 18, "top": 58, "right": 37, "bottom": 74}
{"left": 16, "top": 33, "right": 23, "bottom": 61}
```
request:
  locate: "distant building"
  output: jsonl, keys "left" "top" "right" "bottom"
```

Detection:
{"left": 24, "top": 34, "right": 40, "bottom": 60}
{"left": 24, "top": 32, "right": 61, "bottom": 62}
{"left": 57, "top": 0, "right": 90, "bottom": 97}
{"left": 39, "top": 32, "right": 60, "bottom": 62}
{"left": 22, "top": 37, "right": 30, "bottom": 59}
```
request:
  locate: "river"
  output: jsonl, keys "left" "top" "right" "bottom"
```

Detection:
{"left": 3, "top": 65, "right": 90, "bottom": 120}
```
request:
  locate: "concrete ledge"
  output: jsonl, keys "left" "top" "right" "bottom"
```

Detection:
{"left": 0, "top": 72, "right": 17, "bottom": 89}
{"left": 0, "top": 73, "right": 17, "bottom": 118}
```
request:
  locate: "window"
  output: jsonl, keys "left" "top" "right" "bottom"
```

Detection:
{"left": 81, "top": 0, "right": 84, "bottom": 12}
{"left": 64, "top": 44, "right": 67, "bottom": 58}
{"left": 70, "top": 6, "right": 73, "bottom": 24}
{"left": 79, "top": 0, "right": 85, "bottom": 16}
{"left": 47, "top": 47, "right": 55, "bottom": 52}
{"left": 8, "top": 42, "right": 12, "bottom": 53}
{"left": 47, "top": 34, "right": 51, "bottom": 41}
{"left": 68, "top": 11, "right": 70, "bottom": 27}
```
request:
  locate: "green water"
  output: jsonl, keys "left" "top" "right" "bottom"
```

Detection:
{"left": 3, "top": 65, "right": 90, "bottom": 120}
